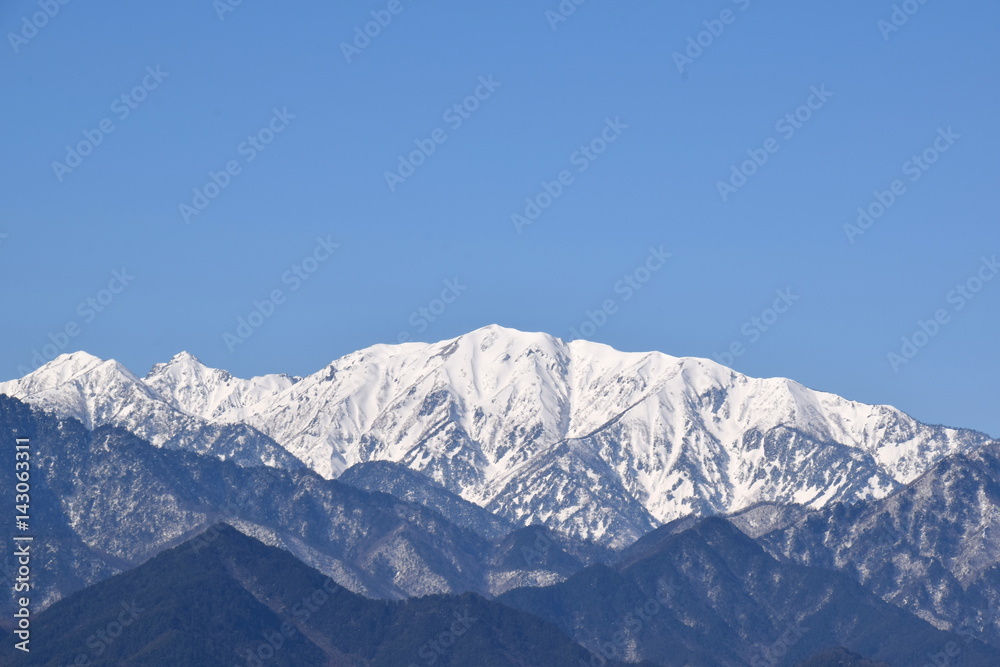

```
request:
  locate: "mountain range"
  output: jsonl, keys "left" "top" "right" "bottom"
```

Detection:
{"left": 1, "top": 325, "right": 997, "bottom": 664}
{"left": 4, "top": 519, "right": 996, "bottom": 666}
{"left": 0, "top": 524, "right": 619, "bottom": 666}
{"left": 1, "top": 325, "right": 989, "bottom": 548}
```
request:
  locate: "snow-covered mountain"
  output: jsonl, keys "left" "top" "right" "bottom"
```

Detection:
{"left": 1, "top": 325, "right": 990, "bottom": 547}
{"left": 760, "top": 439, "right": 1000, "bottom": 641}
{"left": 0, "top": 351, "right": 303, "bottom": 470}
{"left": 145, "top": 350, "right": 299, "bottom": 421}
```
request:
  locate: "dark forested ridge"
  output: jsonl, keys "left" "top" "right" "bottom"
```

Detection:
{"left": 500, "top": 517, "right": 999, "bottom": 666}
{"left": 795, "top": 647, "right": 892, "bottom": 666}
{"left": 0, "top": 524, "right": 618, "bottom": 666}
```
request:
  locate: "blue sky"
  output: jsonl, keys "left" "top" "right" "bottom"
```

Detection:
{"left": 1, "top": 0, "right": 998, "bottom": 436}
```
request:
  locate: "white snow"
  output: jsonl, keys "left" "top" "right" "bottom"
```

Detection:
{"left": 0, "top": 324, "right": 988, "bottom": 547}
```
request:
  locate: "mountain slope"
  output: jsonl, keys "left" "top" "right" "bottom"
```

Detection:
{"left": 760, "top": 439, "right": 1000, "bottom": 646}
{"left": 0, "top": 395, "right": 587, "bottom": 620}
{"left": 2, "top": 325, "right": 990, "bottom": 547}
{"left": 145, "top": 350, "right": 299, "bottom": 420}
{"left": 0, "top": 524, "right": 616, "bottom": 666}
{"left": 500, "top": 517, "right": 1000, "bottom": 666}
{"left": 0, "top": 352, "right": 304, "bottom": 470}
{"left": 795, "top": 648, "right": 891, "bottom": 666}
{"left": 337, "top": 459, "right": 515, "bottom": 541}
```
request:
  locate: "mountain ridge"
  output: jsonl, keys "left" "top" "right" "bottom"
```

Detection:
{"left": 2, "top": 324, "right": 991, "bottom": 547}
{"left": 1, "top": 523, "right": 615, "bottom": 666}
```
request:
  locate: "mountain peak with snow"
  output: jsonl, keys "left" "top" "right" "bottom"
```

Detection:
{"left": 29, "top": 350, "right": 119, "bottom": 382}
{"left": 0, "top": 327, "right": 991, "bottom": 547}
{"left": 167, "top": 350, "right": 205, "bottom": 365}
{"left": 145, "top": 352, "right": 297, "bottom": 422}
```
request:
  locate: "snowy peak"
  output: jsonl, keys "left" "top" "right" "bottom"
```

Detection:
{"left": 255, "top": 325, "right": 578, "bottom": 481}
{"left": 0, "top": 349, "right": 304, "bottom": 470}
{"left": 146, "top": 350, "right": 222, "bottom": 382}
{"left": 223, "top": 327, "right": 990, "bottom": 543}
{"left": 0, "top": 327, "right": 991, "bottom": 547}
{"left": 145, "top": 352, "right": 298, "bottom": 422}
{"left": 42, "top": 349, "right": 107, "bottom": 372}
{"left": 10, "top": 351, "right": 124, "bottom": 390}
{"left": 0, "top": 351, "right": 160, "bottom": 430}
{"left": 163, "top": 350, "right": 206, "bottom": 367}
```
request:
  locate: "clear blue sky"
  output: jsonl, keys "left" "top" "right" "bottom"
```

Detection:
{"left": 2, "top": 1, "right": 997, "bottom": 436}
